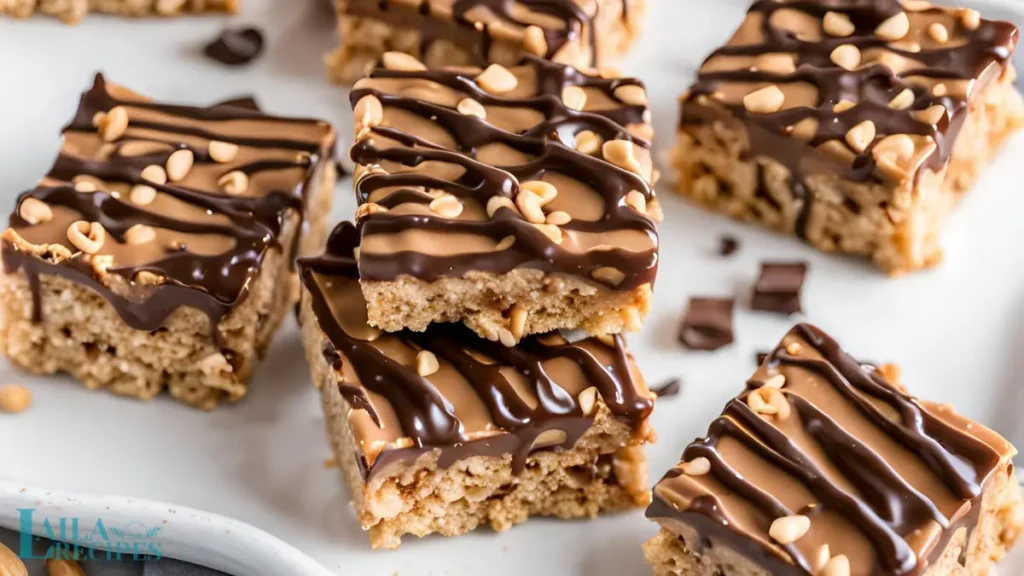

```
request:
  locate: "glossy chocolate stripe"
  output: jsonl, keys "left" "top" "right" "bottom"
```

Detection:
{"left": 791, "top": 324, "right": 1000, "bottom": 499}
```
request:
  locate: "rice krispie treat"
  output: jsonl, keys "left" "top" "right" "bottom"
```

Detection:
{"left": 298, "top": 222, "right": 657, "bottom": 549}
{"left": 349, "top": 54, "right": 659, "bottom": 342}
{"left": 672, "top": 0, "right": 1024, "bottom": 274}
{"left": 645, "top": 323, "right": 1023, "bottom": 576}
{"left": 326, "top": 0, "right": 646, "bottom": 83}
{"left": 0, "top": 74, "right": 336, "bottom": 409}
{"left": 2, "top": 0, "right": 239, "bottom": 24}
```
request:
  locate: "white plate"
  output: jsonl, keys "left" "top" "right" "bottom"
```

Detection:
{"left": 1, "top": 0, "right": 1022, "bottom": 574}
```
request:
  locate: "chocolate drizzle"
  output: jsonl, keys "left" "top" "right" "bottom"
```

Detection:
{"left": 346, "top": 0, "right": 622, "bottom": 67}
{"left": 682, "top": 1, "right": 1019, "bottom": 238}
{"left": 648, "top": 323, "right": 1010, "bottom": 576}
{"left": 299, "top": 222, "right": 653, "bottom": 479}
{"left": 2, "top": 74, "right": 334, "bottom": 338}
{"left": 351, "top": 56, "right": 658, "bottom": 290}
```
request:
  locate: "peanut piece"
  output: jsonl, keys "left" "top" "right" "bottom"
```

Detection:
{"left": 0, "top": 385, "right": 32, "bottom": 414}
{"left": 19, "top": 198, "right": 52, "bottom": 225}
{"left": 208, "top": 140, "right": 240, "bottom": 163}
{"left": 769, "top": 515, "right": 811, "bottom": 545}
{"left": 743, "top": 85, "right": 785, "bottom": 114}
{"left": 381, "top": 51, "right": 426, "bottom": 72}
{"left": 67, "top": 221, "right": 105, "bottom": 254}
{"left": 416, "top": 350, "right": 440, "bottom": 377}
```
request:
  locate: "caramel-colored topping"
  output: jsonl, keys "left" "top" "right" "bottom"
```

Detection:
{"left": 349, "top": 56, "right": 658, "bottom": 292}
{"left": 298, "top": 224, "right": 654, "bottom": 478}
{"left": 2, "top": 74, "right": 335, "bottom": 333}
{"left": 648, "top": 323, "right": 1016, "bottom": 576}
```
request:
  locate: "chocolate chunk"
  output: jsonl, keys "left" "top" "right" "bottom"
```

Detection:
{"left": 203, "top": 27, "right": 265, "bottom": 66}
{"left": 651, "top": 378, "right": 682, "bottom": 398}
{"left": 718, "top": 236, "right": 739, "bottom": 257}
{"left": 214, "top": 95, "right": 261, "bottom": 110}
{"left": 751, "top": 262, "right": 807, "bottom": 315}
{"left": 679, "top": 298, "right": 734, "bottom": 351}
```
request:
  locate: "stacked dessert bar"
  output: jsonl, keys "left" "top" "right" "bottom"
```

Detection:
{"left": 298, "top": 52, "right": 662, "bottom": 548}
{"left": 0, "top": 75, "right": 336, "bottom": 409}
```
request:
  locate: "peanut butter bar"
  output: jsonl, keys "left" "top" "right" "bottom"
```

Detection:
{"left": 672, "top": 1, "right": 1024, "bottom": 273}
{"left": 350, "top": 54, "right": 659, "bottom": 342}
{"left": 645, "top": 323, "right": 1023, "bottom": 576}
{"left": 298, "top": 222, "right": 656, "bottom": 549}
{"left": 0, "top": 75, "right": 336, "bottom": 410}
{"left": 2, "top": 0, "right": 239, "bottom": 24}
{"left": 327, "top": 0, "right": 646, "bottom": 83}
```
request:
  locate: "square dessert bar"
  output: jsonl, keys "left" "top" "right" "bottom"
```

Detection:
{"left": 349, "top": 54, "right": 659, "bottom": 343}
{"left": 645, "top": 323, "right": 1023, "bottom": 576}
{"left": 0, "top": 75, "right": 336, "bottom": 409}
{"left": 298, "top": 222, "right": 656, "bottom": 549}
{"left": 327, "top": 0, "right": 646, "bottom": 83}
{"left": 672, "top": 1, "right": 1024, "bottom": 273}
{"left": 2, "top": 0, "right": 239, "bottom": 23}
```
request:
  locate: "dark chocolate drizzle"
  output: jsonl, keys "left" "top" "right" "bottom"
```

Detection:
{"left": 2, "top": 74, "right": 333, "bottom": 338}
{"left": 683, "top": 1, "right": 1019, "bottom": 238}
{"left": 299, "top": 222, "right": 653, "bottom": 479}
{"left": 351, "top": 56, "right": 657, "bottom": 290}
{"left": 346, "top": 0, "right": 624, "bottom": 67}
{"left": 647, "top": 323, "right": 1007, "bottom": 576}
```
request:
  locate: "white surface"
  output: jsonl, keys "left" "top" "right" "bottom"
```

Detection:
{"left": 0, "top": 0, "right": 1023, "bottom": 574}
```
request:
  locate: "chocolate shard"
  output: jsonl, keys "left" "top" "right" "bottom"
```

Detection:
{"left": 647, "top": 323, "right": 1021, "bottom": 576}
{"left": 751, "top": 262, "right": 807, "bottom": 315}
{"left": 203, "top": 27, "right": 266, "bottom": 66}
{"left": 679, "top": 297, "right": 734, "bottom": 351}
{"left": 651, "top": 378, "right": 682, "bottom": 398}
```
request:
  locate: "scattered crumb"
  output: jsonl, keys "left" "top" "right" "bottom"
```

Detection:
{"left": 0, "top": 384, "right": 32, "bottom": 413}
{"left": 324, "top": 457, "right": 339, "bottom": 469}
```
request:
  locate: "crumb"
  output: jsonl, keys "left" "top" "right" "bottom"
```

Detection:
{"left": 0, "top": 384, "right": 32, "bottom": 413}
{"left": 323, "top": 457, "right": 338, "bottom": 469}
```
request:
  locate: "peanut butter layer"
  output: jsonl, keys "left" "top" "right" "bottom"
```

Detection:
{"left": 350, "top": 54, "right": 659, "bottom": 339}
{"left": 2, "top": 74, "right": 336, "bottom": 336}
{"left": 299, "top": 222, "right": 656, "bottom": 479}
{"left": 647, "top": 323, "right": 1020, "bottom": 576}
{"left": 674, "top": 1, "right": 1022, "bottom": 271}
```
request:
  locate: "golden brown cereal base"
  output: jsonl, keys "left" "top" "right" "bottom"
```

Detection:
{"left": 360, "top": 269, "right": 652, "bottom": 339}
{"left": 0, "top": 165, "right": 335, "bottom": 410}
{"left": 672, "top": 68, "right": 1024, "bottom": 275}
{"left": 2, "top": 0, "right": 239, "bottom": 23}
{"left": 299, "top": 293, "right": 652, "bottom": 550}
{"left": 643, "top": 467, "right": 1024, "bottom": 576}
{"left": 325, "top": 0, "right": 647, "bottom": 83}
